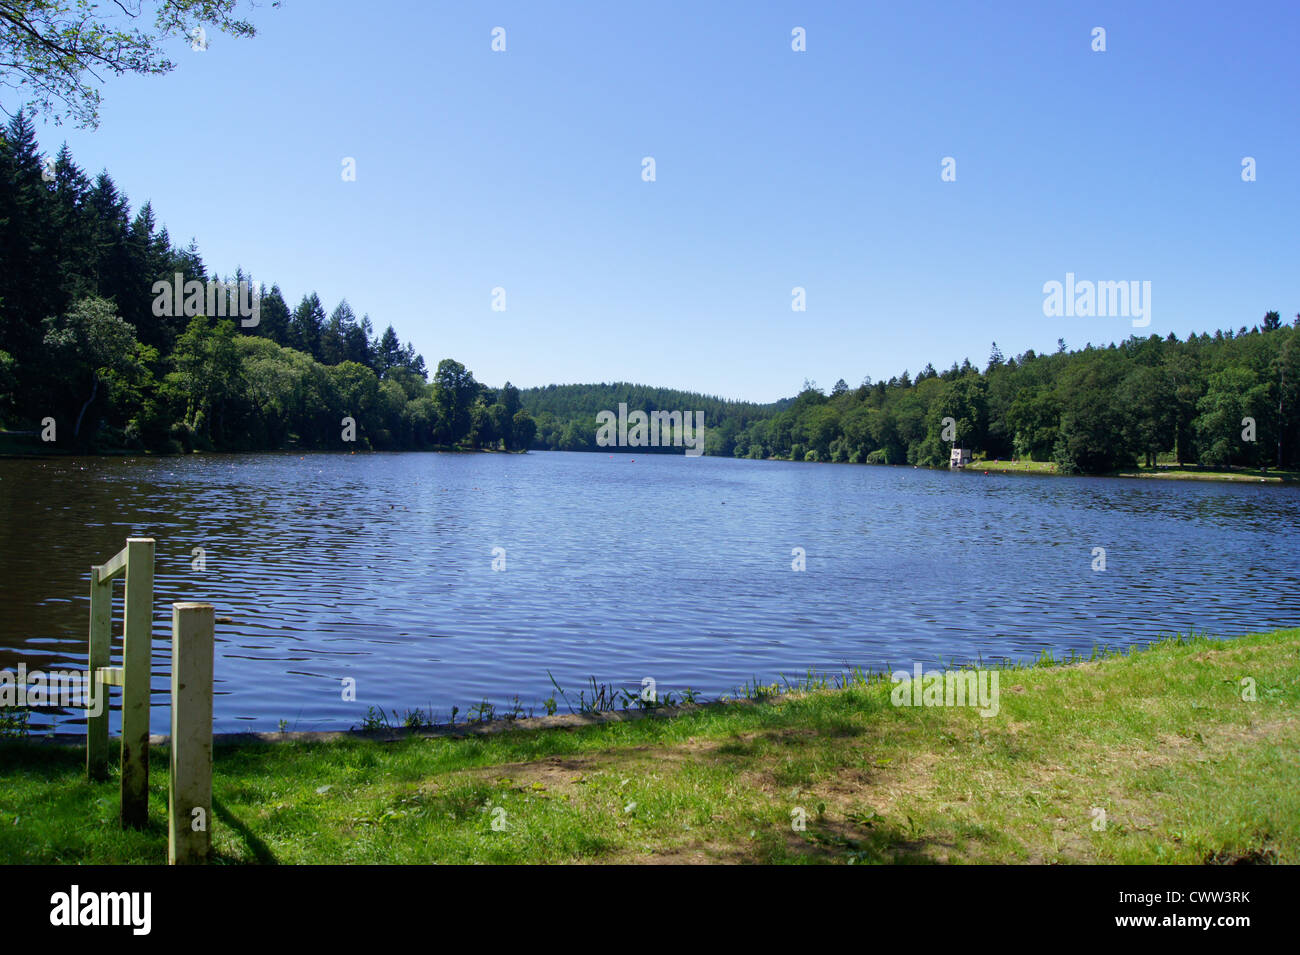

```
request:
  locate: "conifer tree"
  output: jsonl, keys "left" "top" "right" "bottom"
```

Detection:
{"left": 290, "top": 293, "right": 326, "bottom": 359}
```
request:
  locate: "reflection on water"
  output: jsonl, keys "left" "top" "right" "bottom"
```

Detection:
{"left": 1, "top": 451, "right": 1297, "bottom": 733}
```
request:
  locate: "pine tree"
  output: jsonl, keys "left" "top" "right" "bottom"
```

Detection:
{"left": 0, "top": 112, "right": 62, "bottom": 382}
{"left": 347, "top": 314, "right": 374, "bottom": 366}
{"left": 376, "top": 326, "right": 403, "bottom": 375}
{"left": 256, "top": 285, "right": 292, "bottom": 346}
{"left": 50, "top": 143, "right": 96, "bottom": 308}
{"left": 320, "top": 300, "right": 357, "bottom": 365}
{"left": 290, "top": 293, "right": 326, "bottom": 358}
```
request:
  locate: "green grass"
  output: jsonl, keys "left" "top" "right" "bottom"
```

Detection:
{"left": 974, "top": 458, "right": 1299, "bottom": 483}
{"left": 973, "top": 459, "right": 1060, "bottom": 474}
{"left": 1112, "top": 464, "right": 1300, "bottom": 483}
{"left": 1, "top": 628, "right": 1297, "bottom": 864}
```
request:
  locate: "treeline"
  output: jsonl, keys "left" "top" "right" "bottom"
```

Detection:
{"left": 0, "top": 112, "right": 536, "bottom": 453}
{"left": 3, "top": 113, "right": 1295, "bottom": 471}
{"left": 520, "top": 326, "right": 1300, "bottom": 473}
{"left": 520, "top": 383, "right": 784, "bottom": 454}
{"left": 731, "top": 327, "right": 1300, "bottom": 472}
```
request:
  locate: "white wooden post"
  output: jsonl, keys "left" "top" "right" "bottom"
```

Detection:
{"left": 169, "top": 602, "right": 214, "bottom": 865}
{"left": 86, "top": 567, "right": 112, "bottom": 781}
{"left": 119, "top": 537, "right": 155, "bottom": 829}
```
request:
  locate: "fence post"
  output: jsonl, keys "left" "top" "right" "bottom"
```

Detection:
{"left": 169, "top": 602, "right": 214, "bottom": 865}
{"left": 86, "top": 566, "right": 112, "bottom": 781}
{"left": 120, "top": 537, "right": 155, "bottom": 829}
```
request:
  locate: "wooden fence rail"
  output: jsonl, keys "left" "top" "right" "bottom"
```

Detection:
{"left": 85, "top": 538, "right": 215, "bottom": 864}
{"left": 86, "top": 536, "right": 154, "bottom": 828}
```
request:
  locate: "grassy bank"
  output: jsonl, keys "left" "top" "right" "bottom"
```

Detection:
{"left": 1110, "top": 464, "right": 1300, "bottom": 483}
{"left": 1, "top": 628, "right": 1297, "bottom": 864}
{"left": 971, "top": 459, "right": 1060, "bottom": 475}
{"left": 974, "top": 458, "right": 1299, "bottom": 483}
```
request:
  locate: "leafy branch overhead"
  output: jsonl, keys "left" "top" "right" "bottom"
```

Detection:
{"left": 0, "top": 0, "right": 276, "bottom": 127}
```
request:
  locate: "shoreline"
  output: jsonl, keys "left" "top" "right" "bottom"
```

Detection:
{"left": 3, "top": 444, "right": 1297, "bottom": 485}
{"left": 949, "top": 458, "right": 1298, "bottom": 483}
{"left": 3, "top": 627, "right": 1296, "bottom": 864}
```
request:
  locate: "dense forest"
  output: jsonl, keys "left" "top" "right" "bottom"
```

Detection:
{"left": 520, "top": 383, "right": 785, "bottom": 455}
{"left": 722, "top": 324, "right": 1300, "bottom": 473}
{"left": 2, "top": 112, "right": 1296, "bottom": 473}
{"left": 0, "top": 113, "right": 537, "bottom": 453}
{"left": 516, "top": 320, "right": 1300, "bottom": 473}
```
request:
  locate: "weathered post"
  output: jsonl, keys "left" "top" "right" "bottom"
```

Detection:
{"left": 120, "top": 537, "right": 155, "bottom": 829}
{"left": 169, "top": 602, "right": 214, "bottom": 865}
{"left": 86, "top": 566, "right": 112, "bottom": 781}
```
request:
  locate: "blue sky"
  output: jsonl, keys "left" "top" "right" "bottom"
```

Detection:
{"left": 35, "top": 0, "right": 1300, "bottom": 402}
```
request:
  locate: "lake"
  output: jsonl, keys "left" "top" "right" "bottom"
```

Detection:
{"left": 2, "top": 451, "right": 1298, "bottom": 734}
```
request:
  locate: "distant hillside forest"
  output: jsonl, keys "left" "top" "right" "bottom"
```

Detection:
{"left": 521, "top": 320, "right": 1300, "bottom": 473}
{"left": 519, "top": 383, "right": 787, "bottom": 456}
{"left": 724, "top": 325, "right": 1300, "bottom": 473}
{"left": 2, "top": 112, "right": 1297, "bottom": 473}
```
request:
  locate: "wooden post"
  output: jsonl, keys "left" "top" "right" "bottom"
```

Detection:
{"left": 169, "top": 602, "right": 214, "bottom": 865}
{"left": 119, "top": 537, "right": 155, "bottom": 829}
{"left": 86, "top": 566, "right": 112, "bottom": 781}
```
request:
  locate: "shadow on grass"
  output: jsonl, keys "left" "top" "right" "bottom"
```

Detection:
{"left": 0, "top": 740, "right": 85, "bottom": 779}
{"left": 793, "top": 819, "right": 948, "bottom": 864}
{"left": 212, "top": 795, "right": 279, "bottom": 865}
{"left": 693, "top": 721, "right": 991, "bottom": 864}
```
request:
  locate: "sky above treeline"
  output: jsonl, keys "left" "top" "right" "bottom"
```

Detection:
{"left": 41, "top": 0, "right": 1299, "bottom": 403}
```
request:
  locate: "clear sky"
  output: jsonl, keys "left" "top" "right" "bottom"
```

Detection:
{"left": 36, "top": 0, "right": 1300, "bottom": 403}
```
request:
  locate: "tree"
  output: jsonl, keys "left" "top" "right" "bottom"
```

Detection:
{"left": 431, "top": 358, "right": 477, "bottom": 445}
{"left": 1193, "top": 367, "right": 1258, "bottom": 467}
{"left": 1006, "top": 384, "right": 1058, "bottom": 461}
{"left": 289, "top": 292, "right": 326, "bottom": 359}
{"left": 327, "top": 361, "right": 379, "bottom": 445}
{"left": 468, "top": 398, "right": 493, "bottom": 448}
{"left": 1274, "top": 332, "right": 1300, "bottom": 468}
{"left": 0, "top": 347, "right": 17, "bottom": 423}
{"left": 1118, "top": 364, "right": 1175, "bottom": 467}
{"left": 238, "top": 335, "right": 306, "bottom": 446}
{"left": 0, "top": 111, "right": 63, "bottom": 371}
{"left": 500, "top": 381, "right": 520, "bottom": 418}
{"left": 1053, "top": 353, "right": 1135, "bottom": 472}
{"left": 933, "top": 375, "right": 988, "bottom": 449}
{"left": 557, "top": 418, "right": 588, "bottom": 451}
{"left": 164, "top": 316, "right": 242, "bottom": 447}
{"left": 347, "top": 314, "right": 373, "bottom": 367}
{"left": 0, "top": 1, "right": 275, "bottom": 127}
{"left": 320, "top": 300, "right": 357, "bottom": 365}
{"left": 375, "top": 325, "right": 403, "bottom": 376}
{"left": 799, "top": 404, "right": 839, "bottom": 458}
{"left": 41, "top": 296, "right": 138, "bottom": 440}
{"left": 487, "top": 402, "right": 510, "bottom": 449}
{"left": 987, "top": 342, "right": 1004, "bottom": 371}
{"left": 102, "top": 340, "right": 165, "bottom": 447}
{"left": 402, "top": 341, "right": 427, "bottom": 378}
{"left": 255, "top": 284, "right": 292, "bottom": 346}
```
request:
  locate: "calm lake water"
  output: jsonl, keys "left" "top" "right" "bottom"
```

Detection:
{"left": 2, "top": 451, "right": 1298, "bottom": 734}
